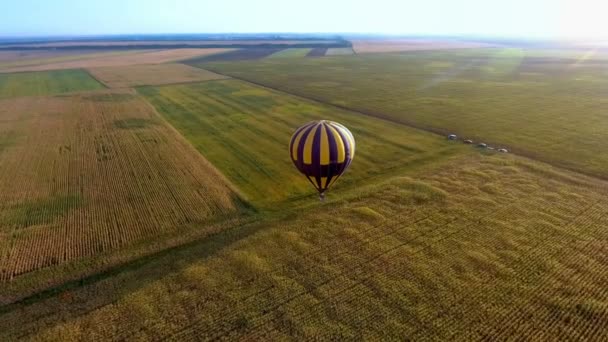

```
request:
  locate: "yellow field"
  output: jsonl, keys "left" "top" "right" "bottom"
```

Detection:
{"left": 0, "top": 50, "right": 146, "bottom": 72}
{"left": 0, "top": 49, "right": 233, "bottom": 73}
{"left": 0, "top": 90, "right": 245, "bottom": 286}
{"left": 3, "top": 152, "right": 607, "bottom": 340}
{"left": 88, "top": 63, "right": 228, "bottom": 88}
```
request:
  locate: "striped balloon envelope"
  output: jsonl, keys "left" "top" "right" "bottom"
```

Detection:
{"left": 289, "top": 120, "right": 355, "bottom": 200}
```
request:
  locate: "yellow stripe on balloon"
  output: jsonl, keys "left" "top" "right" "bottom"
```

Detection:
{"left": 303, "top": 123, "right": 320, "bottom": 164}
{"left": 334, "top": 123, "right": 355, "bottom": 158}
{"left": 291, "top": 122, "right": 312, "bottom": 161}
{"left": 320, "top": 123, "right": 330, "bottom": 165}
{"left": 327, "top": 124, "right": 345, "bottom": 163}
{"left": 321, "top": 176, "right": 328, "bottom": 188}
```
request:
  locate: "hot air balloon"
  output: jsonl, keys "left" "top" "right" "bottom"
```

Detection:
{"left": 289, "top": 120, "right": 355, "bottom": 200}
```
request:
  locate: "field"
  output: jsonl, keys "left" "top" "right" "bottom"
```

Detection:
{"left": 0, "top": 49, "right": 232, "bottom": 73}
{"left": 0, "top": 50, "right": 100, "bottom": 63}
{"left": 0, "top": 90, "right": 246, "bottom": 299}
{"left": 2, "top": 40, "right": 342, "bottom": 48}
{"left": 0, "top": 69, "right": 104, "bottom": 98}
{"left": 88, "top": 63, "right": 228, "bottom": 88}
{"left": 266, "top": 48, "right": 312, "bottom": 58}
{"left": 138, "top": 79, "right": 463, "bottom": 206}
{"left": 307, "top": 47, "right": 328, "bottom": 57}
{"left": 0, "top": 39, "right": 607, "bottom": 340}
{"left": 326, "top": 47, "right": 355, "bottom": 55}
{"left": 183, "top": 48, "right": 287, "bottom": 63}
{"left": 202, "top": 48, "right": 608, "bottom": 179}
{"left": 2, "top": 151, "right": 608, "bottom": 340}
{"left": 0, "top": 50, "right": 147, "bottom": 72}
{"left": 351, "top": 38, "right": 494, "bottom": 53}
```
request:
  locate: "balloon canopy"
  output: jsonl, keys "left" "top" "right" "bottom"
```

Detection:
{"left": 289, "top": 120, "right": 355, "bottom": 200}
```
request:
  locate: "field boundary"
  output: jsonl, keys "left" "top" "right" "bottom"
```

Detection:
{"left": 80, "top": 68, "right": 109, "bottom": 88}
{"left": 0, "top": 216, "right": 258, "bottom": 313}
{"left": 197, "top": 65, "right": 608, "bottom": 182}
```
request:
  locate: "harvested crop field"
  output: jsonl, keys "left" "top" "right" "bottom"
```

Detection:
{"left": 2, "top": 40, "right": 341, "bottom": 48}
{"left": 307, "top": 47, "right": 328, "bottom": 57}
{"left": 0, "top": 50, "right": 147, "bottom": 72}
{"left": 184, "top": 48, "right": 286, "bottom": 63}
{"left": 0, "top": 49, "right": 232, "bottom": 73}
{"left": 0, "top": 50, "right": 100, "bottom": 63}
{"left": 0, "top": 90, "right": 246, "bottom": 293}
{"left": 351, "top": 39, "right": 493, "bottom": 53}
{"left": 4, "top": 152, "right": 608, "bottom": 340}
{"left": 88, "top": 63, "right": 228, "bottom": 88}
{"left": 138, "top": 79, "right": 464, "bottom": 206}
{"left": 0, "top": 69, "right": 104, "bottom": 98}
{"left": 266, "top": 48, "right": 312, "bottom": 58}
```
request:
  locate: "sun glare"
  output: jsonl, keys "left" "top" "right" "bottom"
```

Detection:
{"left": 558, "top": 0, "right": 608, "bottom": 40}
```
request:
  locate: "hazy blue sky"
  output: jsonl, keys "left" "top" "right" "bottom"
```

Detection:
{"left": 0, "top": 0, "right": 605, "bottom": 38}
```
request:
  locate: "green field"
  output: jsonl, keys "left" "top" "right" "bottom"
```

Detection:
{"left": 3, "top": 151, "right": 607, "bottom": 340}
{"left": 201, "top": 48, "right": 608, "bottom": 179}
{"left": 1, "top": 43, "right": 608, "bottom": 341}
{"left": 138, "top": 79, "right": 465, "bottom": 206}
{"left": 266, "top": 48, "right": 312, "bottom": 58}
{"left": 0, "top": 69, "right": 104, "bottom": 98}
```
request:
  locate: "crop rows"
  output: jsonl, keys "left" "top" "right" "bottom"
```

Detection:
{"left": 66, "top": 155, "right": 605, "bottom": 341}
{"left": 138, "top": 79, "right": 461, "bottom": 206}
{"left": 0, "top": 91, "right": 244, "bottom": 282}
{"left": 158, "top": 158, "right": 599, "bottom": 339}
{"left": 5, "top": 151, "right": 608, "bottom": 340}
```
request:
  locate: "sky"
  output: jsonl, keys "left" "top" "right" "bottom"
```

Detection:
{"left": 0, "top": 0, "right": 606, "bottom": 39}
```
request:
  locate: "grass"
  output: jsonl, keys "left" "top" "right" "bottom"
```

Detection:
{"left": 138, "top": 79, "right": 466, "bottom": 207}
{"left": 266, "top": 48, "right": 312, "bottom": 58}
{"left": 201, "top": 48, "right": 608, "bottom": 179}
{"left": 3, "top": 152, "right": 607, "bottom": 340}
{"left": 0, "top": 69, "right": 104, "bottom": 98}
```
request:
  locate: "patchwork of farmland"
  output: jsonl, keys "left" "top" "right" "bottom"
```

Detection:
{"left": 0, "top": 90, "right": 246, "bottom": 298}
{"left": 138, "top": 79, "right": 464, "bottom": 206}
{"left": 88, "top": 63, "right": 228, "bottom": 88}
{"left": 0, "top": 69, "right": 104, "bottom": 98}
{"left": 351, "top": 39, "right": 493, "bottom": 53}
{"left": 266, "top": 48, "right": 312, "bottom": 58}
{"left": 3, "top": 151, "right": 608, "bottom": 340}
{"left": 183, "top": 48, "right": 286, "bottom": 63}
{"left": 0, "top": 49, "right": 232, "bottom": 73}
{"left": 0, "top": 41, "right": 607, "bottom": 341}
{"left": 326, "top": 47, "right": 355, "bottom": 56}
{"left": 203, "top": 48, "right": 608, "bottom": 179}
{"left": 0, "top": 50, "right": 146, "bottom": 72}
